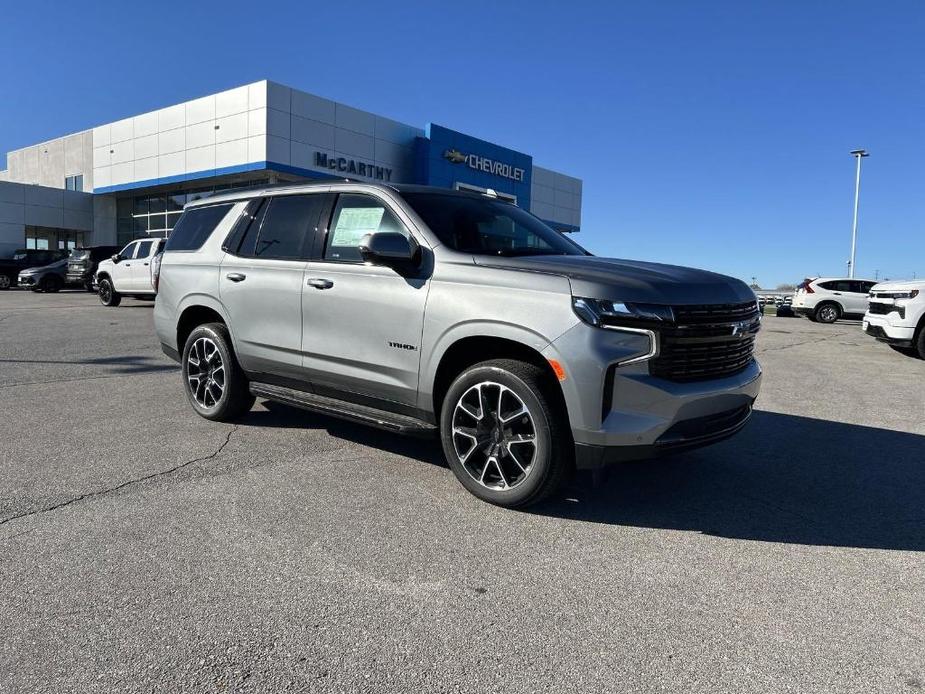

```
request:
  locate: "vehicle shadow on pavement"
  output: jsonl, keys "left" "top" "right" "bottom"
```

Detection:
{"left": 0, "top": 354, "right": 177, "bottom": 375}
{"left": 536, "top": 410, "right": 925, "bottom": 552}
{"left": 244, "top": 401, "right": 446, "bottom": 466}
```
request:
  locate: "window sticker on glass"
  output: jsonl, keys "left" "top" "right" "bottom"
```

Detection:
{"left": 331, "top": 207, "right": 385, "bottom": 248}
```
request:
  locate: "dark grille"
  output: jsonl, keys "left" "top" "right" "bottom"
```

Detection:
{"left": 650, "top": 301, "right": 759, "bottom": 382}
{"left": 867, "top": 302, "right": 901, "bottom": 318}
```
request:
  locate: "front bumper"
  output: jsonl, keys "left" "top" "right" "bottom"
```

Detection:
{"left": 17, "top": 275, "right": 36, "bottom": 287}
{"left": 543, "top": 322, "right": 762, "bottom": 469}
{"left": 862, "top": 314, "right": 915, "bottom": 347}
{"left": 66, "top": 271, "right": 92, "bottom": 284}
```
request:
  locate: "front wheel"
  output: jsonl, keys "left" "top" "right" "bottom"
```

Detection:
{"left": 0, "top": 274, "right": 12, "bottom": 290}
{"left": 41, "top": 275, "right": 62, "bottom": 293}
{"left": 181, "top": 323, "right": 255, "bottom": 421}
{"left": 439, "top": 359, "right": 572, "bottom": 508}
{"left": 98, "top": 278, "right": 121, "bottom": 306}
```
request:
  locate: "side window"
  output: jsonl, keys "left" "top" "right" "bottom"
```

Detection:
{"left": 120, "top": 243, "right": 137, "bottom": 259}
{"left": 325, "top": 194, "right": 409, "bottom": 263}
{"left": 236, "top": 195, "right": 325, "bottom": 260}
{"left": 136, "top": 240, "right": 153, "bottom": 259}
{"left": 164, "top": 203, "right": 235, "bottom": 252}
{"left": 834, "top": 281, "right": 853, "bottom": 292}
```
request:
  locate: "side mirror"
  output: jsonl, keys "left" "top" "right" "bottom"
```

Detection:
{"left": 111, "top": 254, "right": 121, "bottom": 263}
{"left": 358, "top": 232, "right": 418, "bottom": 267}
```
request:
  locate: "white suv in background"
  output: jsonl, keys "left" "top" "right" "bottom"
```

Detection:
{"left": 863, "top": 281, "right": 925, "bottom": 358}
{"left": 791, "top": 277, "right": 877, "bottom": 323}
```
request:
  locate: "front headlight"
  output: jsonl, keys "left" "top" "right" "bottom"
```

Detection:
{"left": 572, "top": 297, "right": 674, "bottom": 327}
{"left": 572, "top": 297, "right": 670, "bottom": 365}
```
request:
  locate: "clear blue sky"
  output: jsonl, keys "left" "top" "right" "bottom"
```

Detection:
{"left": 2, "top": 1, "right": 923, "bottom": 287}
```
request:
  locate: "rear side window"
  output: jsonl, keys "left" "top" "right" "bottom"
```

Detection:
{"left": 165, "top": 203, "right": 234, "bottom": 252}
{"left": 235, "top": 194, "right": 327, "bottom": 260}
{"left": 136, "top": 241, "right": 153, "bottom": 258}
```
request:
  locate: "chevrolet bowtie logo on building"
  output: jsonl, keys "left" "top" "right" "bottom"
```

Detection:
{"left": 443, "top": 148, "right": 467, "bottom": 164}
{"left": 443, "top": 148, "right": 526, "bottom": 182}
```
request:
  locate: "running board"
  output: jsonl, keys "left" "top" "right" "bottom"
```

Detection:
{"left": 249, "top": 382, "right": 437, "bottom": 437}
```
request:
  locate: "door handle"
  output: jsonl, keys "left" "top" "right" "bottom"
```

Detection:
{"left": 833, "top": 292, "right": 842, "bottom": 295}
{"left": 124, "top": 263, "right": 131, "bottom": 267}
{"left": 307, "top": 278, "right": 334, "bottom": 290}
{"left": 143, "top": 262, "right": 149, "bottom": 266}
{"left": 226, "top": 272, "right": 247, "bottom": 282}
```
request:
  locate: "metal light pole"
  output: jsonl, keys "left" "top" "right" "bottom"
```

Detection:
{"left": 848, "top": 149, "right": 869, "bottom": 279}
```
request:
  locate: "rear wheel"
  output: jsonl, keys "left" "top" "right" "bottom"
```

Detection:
{"left": 814, "top": 303, "right": 840, "bottom": 324}
{"left": 182, "top": 323, "right": 255, "bottom": 421}
{"left": 0, "top": 274, "right": 11, "bottom": 290}
{"left": 98, "top": 278, "right": 121, "bottom": 306}
{"left": 439, "top": 359, "right": 571, "bottom": 508}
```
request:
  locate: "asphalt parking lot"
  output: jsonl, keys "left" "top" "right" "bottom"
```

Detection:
{"left": 1, "top": 290, "right": 923, "bottom": 693}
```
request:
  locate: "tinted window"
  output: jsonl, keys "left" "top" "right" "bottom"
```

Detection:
{"left": 165, "top": 203, "right": 234, "bottom": 252}
{"left": 400, "top": 192, "right": 587, "bottom": 257}
{"left": 136, "top": 241, "right": 153, "bottom": 258}
{"left": 246, "top": 195, "right": 325, "bottom": 260}
{"left": 120, "top": 243, "right": 137, "bottom": 259}
{"left": 325, "top": 194, "right": 409, "bottom": 262}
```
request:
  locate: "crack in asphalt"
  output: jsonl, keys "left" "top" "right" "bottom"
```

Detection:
{"left": 0, "top": 426, "right": 239, "bottom": 528}
{"left": 756, "top": 331, "right": 849, "bottom": 354}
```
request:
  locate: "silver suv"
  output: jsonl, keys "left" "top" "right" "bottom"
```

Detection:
{"left": 154, "top": 182, "right": 762, "bottom": 507}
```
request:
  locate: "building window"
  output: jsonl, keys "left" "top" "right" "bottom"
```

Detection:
{"left": 65, "top": 174, "right": 84, "bottom": 192}
{"left": 114, "top": 178, "right": 270, "bottom": 246}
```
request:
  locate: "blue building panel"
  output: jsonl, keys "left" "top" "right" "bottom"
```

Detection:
{"left": 415, "top": 124, "right": 533, "bottom": 210}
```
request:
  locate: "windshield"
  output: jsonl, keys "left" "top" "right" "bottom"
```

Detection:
{"left": 400, "top": 192, "right": 587, "bottom": 257}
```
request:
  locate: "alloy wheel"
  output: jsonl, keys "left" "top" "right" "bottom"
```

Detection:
{"left": 0, "top": 275, "right": 10, "bottom": 289}
{"left": 99, "top": 282, "right": 111, "bottom": 303}
{"left": 820, "top": 306, "right": 838, "bottom": 322}
{"left": 186, "top": 337, "right": 225, "bottom": 408}
{"left": 451, "top": 381, "right": 537, "bottom": 491}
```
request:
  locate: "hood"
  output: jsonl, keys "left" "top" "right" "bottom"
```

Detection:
{"left": 21, "top": 259, "right": 67, "bottom": 275}
{"left": 871, "top": 279, "right": 924, "bottom": 292}
{"left": 473, "top": 255, "right": 755, "bottom": 305}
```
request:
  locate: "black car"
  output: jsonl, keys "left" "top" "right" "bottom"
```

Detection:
{"left": 66, "top": 246, "right": 120, "bottom": 292}
{"left": 0, "top": 249, "right": 68, "bottom": 290}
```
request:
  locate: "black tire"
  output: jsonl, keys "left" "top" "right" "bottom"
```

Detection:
{"left": 439, "top": 358, "right": 572, "bottom": 508}
{"left": 98, "top": 278, "right": 121, "bottom": 306}
{"left": 814, "top": 302, "right": 841, "bottom": 324}
{"left": 889, "top": 344, "right": 919, "bottom": 358}
{"left": 181, "top": 322, "right": 255, "bottom": 421}
{"left": 41, "top": 275, "right": 62, "bottom": 293}
{"left": 0, "top": 274, "right": 12, "bottom": 290}
{"left": 915, "top": 327, "right": 925, "bottom": 360}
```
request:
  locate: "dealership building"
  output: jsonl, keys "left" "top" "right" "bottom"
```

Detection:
{"left": 0, "top": 80, "right": 582, "bottom": 257}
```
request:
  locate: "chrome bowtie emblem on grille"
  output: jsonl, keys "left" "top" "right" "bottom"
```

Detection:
{"left": 730, "top": 321, "right": 751, "bottom": 337}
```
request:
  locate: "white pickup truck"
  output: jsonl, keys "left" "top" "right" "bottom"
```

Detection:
{"left": 95, "top": 238, "right": 165, "bottom": 307}
{"left": 863, "top": 280, "right": 925, "bottom": 358}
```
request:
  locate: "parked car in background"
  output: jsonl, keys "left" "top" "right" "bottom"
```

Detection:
{"left": 95, "top": 238, "right": 165, "bottom": 306}
{"left": 153, "top": 182, "right": 762, "bottom": 508}
{"left": 792, "top": 277, "right": 878, "bottom": 323}
{"left": 0, "top": 249, "right": 68, "bottom": 290}
{"left": 66, "top": 246, "right": 120, "bottom": 292}
{"left": 17, "top": 258, "right": 69, "bottom": 292}
{"left": 863, "top": 280, "right": 925, "bottom": 358}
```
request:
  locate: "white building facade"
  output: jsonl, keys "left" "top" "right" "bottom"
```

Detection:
{"left": 0, "top": 80, "right": 582, "bottom": 254}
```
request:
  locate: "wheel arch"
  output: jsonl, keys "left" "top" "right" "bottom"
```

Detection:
{"left": 175, "top": 296, "right": 235, "bottom": 355}
{"left": 428, "top": 330, "right": 568, "bottom": 427}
